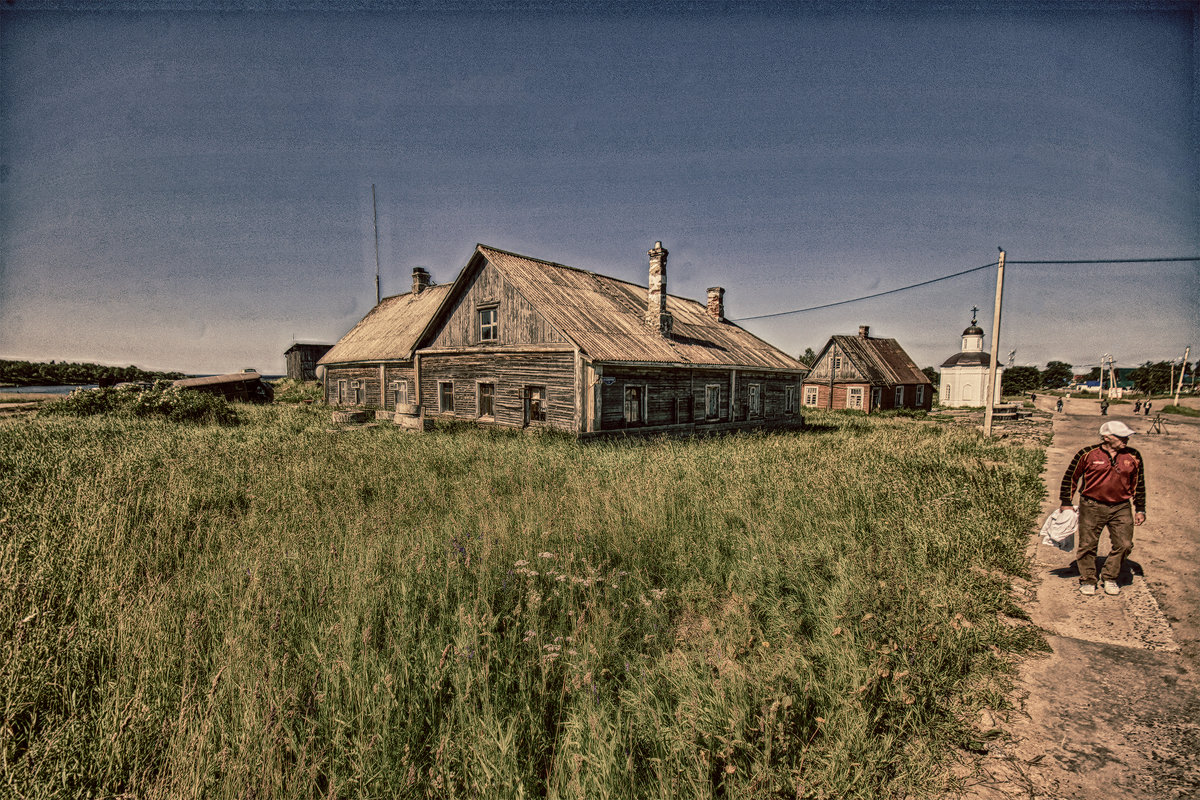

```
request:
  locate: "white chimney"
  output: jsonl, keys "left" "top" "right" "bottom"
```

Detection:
{"left": 645, "top": 242, "right": 673, "bottom": 337}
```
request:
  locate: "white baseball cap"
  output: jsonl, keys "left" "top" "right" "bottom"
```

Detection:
{"left": 1100, "top": 421, "right": 1136, "bottom": 438}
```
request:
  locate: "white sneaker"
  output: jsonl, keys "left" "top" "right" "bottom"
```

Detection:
{"left": 1080, "top": 583, "right": 1096, "bottom": 596}
{"left": 1104, "top": 580, "right": 1120, "bottom": 596}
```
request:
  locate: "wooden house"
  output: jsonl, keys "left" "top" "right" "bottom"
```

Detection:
{"left": 319, "top": 243, "right": 810, "bottom": 436}
{"left": 801, "top": 326, "right": 932, "bottom": 412}
{"left": 283, "top": 343, "right": 333, "bottom": 381}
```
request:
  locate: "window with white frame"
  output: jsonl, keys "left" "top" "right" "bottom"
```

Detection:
{"left": 624, "top": 385, "right": 646, "bottom": 424}
{"left": 477, "top": 382, "right": 495, "bottom": 417}
{"left": 804, "top": 386, "right": 819, "bottom": 407}
{"left": 705, "top": 385, "right": 721, "bottom": 420}
{"left": 478, "top": 306, "right": 498, "bottom": 342}
{"left": 337, "top": 379, "right": 347, "bottom": 405}
{"left": 871, "top": 386, "right": 882, "bottom": 410}
{"left": 785, "top": 385, "right": 796, "bottom": 414}
{"left": 438, "top": 381, "right": 454, "bottom": 414}
{"left": 830, "top": 353, "right": 842, "bottom": 371}
{"left": 894, "top": 386, "right": 904, "bottom": 407}
{"left": 390, "top": 380, "right": 408, "bottom": 408}
{"left": 847, "top": 387, "right": 864, "bottom": 409}
{"left": 916, "top": 385, "right": 925, "bottom": 406}
{"left": 748, "top": 384, "right": 762, "bottom": 416}
{"left": 350, "top": 380, "right": 363, "bottom": 405}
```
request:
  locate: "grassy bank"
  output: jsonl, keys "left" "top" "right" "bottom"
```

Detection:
{"left": 1, "top": 406, "right": 1046, "bottom": 799}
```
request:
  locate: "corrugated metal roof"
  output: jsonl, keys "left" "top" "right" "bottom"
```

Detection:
{"left": 319, "top": 285, "right": 452, "bottom": 365}
{"left": 830, "top": 335, "right": 931, "bottom": 385}
{"left": 478, "top": 246, "right": 807, "bottom": 371}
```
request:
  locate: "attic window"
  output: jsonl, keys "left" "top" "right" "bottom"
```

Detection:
{"left": 479, "top": 306, "right": 498, "bottom": 343}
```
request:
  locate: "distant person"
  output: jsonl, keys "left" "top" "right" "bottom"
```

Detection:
{"left": 1100, "top": 399, "right": 1109, "bottom": 416}
{"left": 1133, "top": 400, "right": 1141, "bottom": 414}
{"left": 1056, "top": 398, "right": 1064, "bottom": 413}
{"left": 1031, "top": 393, "right": 1037, "bottom": 404}
{"left": 1144, "top": 401, "right": 1152, "bottom": 416}
{"left": 1059, "top": 421, "right": 1146, "bottom": 596}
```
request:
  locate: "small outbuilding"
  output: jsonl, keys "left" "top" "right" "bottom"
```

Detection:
{"left": 174, "top": 371, "right": 274, "bottom": 403}
{"left": 283, "top": 343, "right": 333, "bottom": 381}
{"left": 802, "top": 326, "right": 932, "bottom": 412}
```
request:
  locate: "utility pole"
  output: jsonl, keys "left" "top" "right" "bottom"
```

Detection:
{"left": 983, "top": 248, "right": 1006, "bottom": 437}
{"left": 372, "top": 184, "right": 381, "bottom": 306}
{"left": 1174, "top": 346, "right": 1190, "bottom": 405}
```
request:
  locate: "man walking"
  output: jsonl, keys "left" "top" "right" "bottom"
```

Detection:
{"left": 1059, "top": 421, "right": 1146, "bottom": 596}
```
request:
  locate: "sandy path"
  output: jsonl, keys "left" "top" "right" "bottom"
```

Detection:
{"left": 954, "top": 399, "right": 1200, "bottom": 799}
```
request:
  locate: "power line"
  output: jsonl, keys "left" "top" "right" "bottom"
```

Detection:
{"left": 1008, "top": 257, "right": 1200, "bottom": 264}
{"left": 729, "top": 261, "right": 1003, "bottom": 321}
{"left": 732, "top": 255, "right": 1200, "bottom": 323}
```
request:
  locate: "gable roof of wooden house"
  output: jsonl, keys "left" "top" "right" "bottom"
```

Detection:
{"left": 421, "top": 244, "right": 807, "bottom": 371}
{"left": 318, "top": 283, "right": 452, "bottom": 365}
{"left": 808, "top": 328, "right": 931, "bottom": 386}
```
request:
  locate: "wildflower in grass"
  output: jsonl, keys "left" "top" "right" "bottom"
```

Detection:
{"left": 514, "top": 560, "right": 528, "bottom": 567}
{"left": 522, "top": 630, "right": 536, "bottom": 643}
{"left": 537, "top": 552, "right": 555, "bottom": 559}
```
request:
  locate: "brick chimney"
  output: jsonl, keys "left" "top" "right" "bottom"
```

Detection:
{"left": 859, "top": 325, "right": 870, "bottom": 339}
{"left": 707, "top": 287, "right": 725, "bottom": 321}
{"left": 412, "top": 268, "right": 431, "bottom": 295}
{"left": 645, "top": 241, "right": 673, "bottom": 337}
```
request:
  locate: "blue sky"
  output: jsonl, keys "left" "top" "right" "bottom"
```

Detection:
{"left": 2, "top": 2, "right": 1197, "bottom": 376}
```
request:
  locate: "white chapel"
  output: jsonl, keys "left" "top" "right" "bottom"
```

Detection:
{"left": 939, "top": 310, "right": 1003, "bottom": 408}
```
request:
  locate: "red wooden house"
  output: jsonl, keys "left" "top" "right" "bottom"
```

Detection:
{"left": 801, "top": 326, "right": 932, "bottom": 413}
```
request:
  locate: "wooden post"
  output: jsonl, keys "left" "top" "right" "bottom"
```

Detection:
{"left": 983, "top": 249, "right": 1006, "bottom": 437}
{"left": 1174, "top": 346, "right": 1190, "bottom": 406}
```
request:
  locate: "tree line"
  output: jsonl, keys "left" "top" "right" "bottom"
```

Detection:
{"left": 0, "top": 359, "right": 187, "bottom": 387}
{"left": 1003, "top": 360, "right": 1197, "bottom": 396}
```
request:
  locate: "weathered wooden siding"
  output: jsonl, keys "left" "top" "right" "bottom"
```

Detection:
{"left": 806, "top": 343, "right": 867, "bottom": 383}
{"left": 324, "top": 362, "right": 414, "bottom": 408}
{"left": 428, "top": 260, "right": 569, "bottom": 349}
{"left": 598, "top": 366, "right": 803, "bottom": 431}
{"left": 419, "top": 351, "right": 576, "bottom": 429}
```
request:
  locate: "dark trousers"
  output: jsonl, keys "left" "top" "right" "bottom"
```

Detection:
{"left": 1076, "top": 496, "right": 1134, "bottom": 585}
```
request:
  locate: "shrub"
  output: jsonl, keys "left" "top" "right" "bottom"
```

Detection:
{"left": 41, "top": 382, "right": 237, "bottom": 425}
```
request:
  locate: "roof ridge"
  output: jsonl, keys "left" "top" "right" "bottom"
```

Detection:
{"left": 477, "top": 243, "right": 708, "bottom": 307}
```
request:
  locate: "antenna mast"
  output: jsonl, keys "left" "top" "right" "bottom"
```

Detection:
{"left": 372, "top": 184, "right": 381, "bottom": 305}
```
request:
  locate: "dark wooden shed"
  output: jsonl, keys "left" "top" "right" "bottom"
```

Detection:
{"left": 283, "top": 343, "right": 333, "bottom": 381}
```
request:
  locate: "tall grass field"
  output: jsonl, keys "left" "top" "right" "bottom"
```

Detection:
{"left": 1, "top": 404, "right": 1047, "bottom": 799}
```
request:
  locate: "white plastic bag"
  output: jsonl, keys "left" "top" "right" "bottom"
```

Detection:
{"left": 1039, "top": 507, "right": 1078, "bottom": 552}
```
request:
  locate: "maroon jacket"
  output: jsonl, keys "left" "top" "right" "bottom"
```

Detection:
{"left": 1059, "top": 443, "right": 1146, "bottom": 512}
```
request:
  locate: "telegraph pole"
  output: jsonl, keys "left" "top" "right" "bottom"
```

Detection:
{"left": 983, "top": 248, "right": 1006, "bottom": 437}
{"left": 1174, "top": 346, "right": 1190, "bottom": 405}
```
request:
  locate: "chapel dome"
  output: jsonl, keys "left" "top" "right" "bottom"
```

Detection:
{"left": 962, "top": 324, "right": 984, "bottom": 336}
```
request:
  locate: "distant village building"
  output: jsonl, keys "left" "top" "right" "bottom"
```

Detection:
{"left": 283, "top": 343, "right": 333, "bottom": 381}
{"left": 319, "top": 243, "right": 811, "bottom": 436}
{"left": 174, "top": 371, "right": 274, "bottom": 403}
{"left": 939, "top": 312, "right": 1003, "bottom": 407}
{"left": 801, "top": 326, "right": 932, "bottom": 412}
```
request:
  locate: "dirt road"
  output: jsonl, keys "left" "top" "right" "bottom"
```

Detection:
{"left": 955, "top": 399, "right": 1200, "bottom": 799}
